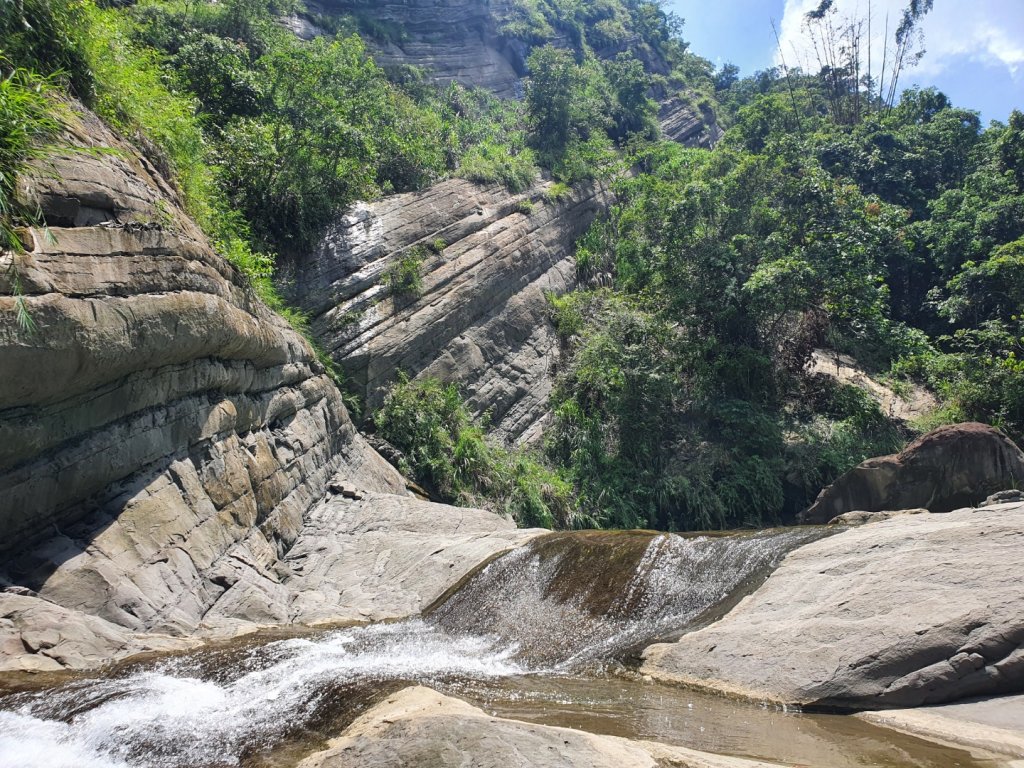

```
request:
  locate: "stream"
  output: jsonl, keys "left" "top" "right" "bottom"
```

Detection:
{"left": 0, "top": 529, "right": 1008, "bottom": 768}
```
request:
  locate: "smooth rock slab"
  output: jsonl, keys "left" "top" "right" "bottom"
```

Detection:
{"left": 642, "top": 504, "right": 1024, "bottom": 709}
{"left": 858, "top": 694, "right": 1024, "bottom": 758}
{"left": 298, "top": 686, "right": 780, "bottom": 768}
{"left": 212, "top": 493, "right": 545, "bottom": 628}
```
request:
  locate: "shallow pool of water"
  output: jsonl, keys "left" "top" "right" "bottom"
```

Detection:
{"left": 0, "top": 530, "right": 1010, "bottom": 768}
{"left": 0, "top": 621, "right": 1008, "bottom": 768}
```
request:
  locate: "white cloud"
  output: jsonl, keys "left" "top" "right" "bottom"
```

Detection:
{"left": 775, "top": 0, "right": 1024, "bottom": 83}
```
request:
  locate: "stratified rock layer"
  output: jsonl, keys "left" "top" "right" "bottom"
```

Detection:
{"left": 801, "top": 423, "right": 1024, "bottom": 524}
{"left": 0, "top": 104, "right": 534, "bottom": 672}
{"left": 293, "top": 177, "right": 611, "bottom": 444}
{"left": 304, "top": 0, "right": 526, "bottom": 97}
{"left": 642, "top": 503, "right": 1024, "bottom": 709}
{"left": 658, "top": 97, "right": 724, "bottom": 148}
{"left": 298, "top": 686, "right": 780, "bottom": 768}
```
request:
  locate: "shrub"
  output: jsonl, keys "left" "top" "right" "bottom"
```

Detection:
{"left": 383, "top": 248, "right": 425, "bottom": 297}
{"left": 375, "top": 374, "right": 578, "bottom": 528}
{"left": 0, "top": 66, "right": 62, "bottom": 331}
{"left": 457, "top": 140, "right": 538, "bottom": 193}
{"left": 545, "top": 181, "right": 571, "bottom": 202}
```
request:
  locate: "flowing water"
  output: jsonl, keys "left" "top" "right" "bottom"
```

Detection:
{"left": 0, "top": 529, "right": 1008, "bottom": 768}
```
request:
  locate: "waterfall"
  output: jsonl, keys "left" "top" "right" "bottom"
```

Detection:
{"left": 429, "top": 528, "right": 827, "bottom": 668}
{"left": 0, "top": 528, "right": 828, "bottom": 768}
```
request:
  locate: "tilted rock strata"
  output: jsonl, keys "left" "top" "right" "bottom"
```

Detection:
{"left": 658, "top": 97, "right": 724, "bottom": 149}
{"left": 294, "top": 177, "right": 612, "bottom": 444}
{"left": 0, "top": 103, "right": 535, "bottom": 671}
{"left": 801, "top": 422, "right": 1024, "bottom": 524}
{"left": 304, "top": 0, "right": 526, "bottom": 98}
{"left": 0, "top": 493, "right": 538, "bottom": 672}
{"left": 298, "top": 686, "right": 781, "bottom": 768}
{"left": 642, "top": 503, "right": 1024, "bottom": 709}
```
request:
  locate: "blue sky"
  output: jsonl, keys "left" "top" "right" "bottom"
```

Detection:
{"left": 666, "top": 0, "right": 1024, "bottom": 125}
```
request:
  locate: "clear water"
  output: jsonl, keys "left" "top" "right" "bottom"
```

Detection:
{"left": 0, "top": 530, "right": 1009, "bottom": 768}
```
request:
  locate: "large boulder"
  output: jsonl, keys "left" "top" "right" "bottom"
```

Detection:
{"left": 801, "top": 423, "right": 1024, "bottom": 524}
{"left": 642, "top": 503, "right": 1024, "bottom": 709}
{"left": 298, "top": 686, "right": 780, "bottom": 768}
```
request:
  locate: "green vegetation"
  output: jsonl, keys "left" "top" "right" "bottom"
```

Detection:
{"left": 546, "top": 40, "right": 1024, "bottom": 528}
{"left": 383, "top": 248, "right": 426, "bottom": 298}
{"left": 375, "top": 374, "right": 579, "bottom": 529}
{"left": 0, "top": 66, "right": 61, "bottom": 331}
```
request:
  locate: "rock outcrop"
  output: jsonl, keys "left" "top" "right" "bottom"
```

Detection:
{"left": 0, "top": 104, "right": 536, "bottom": 672}
{"left": 292, "top": 177, "right": 611, "bottom": 444}
{"left": 801, "top": 423, "right": 1024, "bottom": 524}
{"left": 302, "top": 0, "right": 527, "bottom": 98}
{"left": 808, "top": 349, "right": 937, "bottom": 424}
{"left": 642, "top": 503, "right": 1024, "bottom": 709}
{"left": 298, "top": 686, "right": 781, "bottom": 768}
{"left": 858, "top": 694, "right": 1024, "bottom": 758}
{"left": 658, "top": 97, "right": 724, "bottom": 149}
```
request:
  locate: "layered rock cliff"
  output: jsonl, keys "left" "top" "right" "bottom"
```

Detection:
{"left": 291, "top": 177, "right": 611, "bottom": 444}
{"left": 0, "top": 105, "right": 535, "bottom": 671}
{"left": 302, "top": 0, "right": 527, "bottom": 98}
{"left": 292, "top": 0, "right": 721, "bottom": 147}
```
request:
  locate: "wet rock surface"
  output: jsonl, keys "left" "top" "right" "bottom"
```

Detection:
{"left": 802, "top": 423, "right": 1024, "bottom": 523}
{"left": 858, "top": 694, "right": 1024, "bottom": 758}
{"left": 298, "top": 686, "right": 781, "bottom": 768}
{"left": 642, "top": 503, "right": 1024, "bottom": 709}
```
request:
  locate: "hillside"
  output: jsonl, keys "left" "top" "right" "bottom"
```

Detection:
{"left": 1, "top": 0, "right": 1022, "bottom": 535}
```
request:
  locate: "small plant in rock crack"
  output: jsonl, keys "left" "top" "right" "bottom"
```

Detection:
{"left": 383, "top": 247, "right": 426, "bottom": 297}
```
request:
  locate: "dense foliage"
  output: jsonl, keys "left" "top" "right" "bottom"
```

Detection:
{"left": 547, "top": 59, "right": 1024, "bottom": 530}
{"left": 375, "top": 375, "right": 580, "bottom": 529}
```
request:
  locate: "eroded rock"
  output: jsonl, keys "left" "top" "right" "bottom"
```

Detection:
{"left": 298, "top": 686, "right": 780, "bottom": 768}
{"left": 827, "top": 508, "right": 929, "bottom": 526}
{"left": 642, "top": 504, "right": 1024, "bottom": 709}
{"left": 801, "top": 423, "right": 1024, "bottom": 524}
{"left": 292, "top": 177, "right": 612, "bottom": 444}
{"left": 0, "top": 592, "right": 193, "bottom": 672}
{"left": 1, "top": 101, "right": 540, "bottom": 672}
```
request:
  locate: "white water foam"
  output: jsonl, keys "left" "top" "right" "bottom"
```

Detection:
{"left": 0, "top": 529, "right": 827, "bottom": 768}
{"left": 0, "top": 620, "right": 526, "bottom": 768}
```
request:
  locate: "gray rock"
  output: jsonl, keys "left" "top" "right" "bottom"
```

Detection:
{"left": 642, "top": 504, "right": 1024, "bottom": 709}
{"left": 305, "top": 0, "right": 527, "bottom": 98}
{"left": 298, "top": 686, "right": 781, "bottom": 768}
{"left": 659, "top": 97, "right": 724, "bottom": 148}
{"left": 827, "top": 508, "right": 929, "bottom": 526}
{"left": 0, "top": 592, "right": 193, "bottom": 672}
{"left": 292, "top": 177, "right": 613, "bottom": 445}
{"left": 982, "top": 489, "right": 1024, "bottom": 506}
{"left": 1, "top": 101, "right": 535, "bottom": 672}
{"left": 801, "top": 423, "right": 1024, "bottom": 524}
{"left": 209, "top": 492, "right": 544, "bottom": 630}
{"left": 858, "top": 694, "right": 1024, "bottom": 758}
